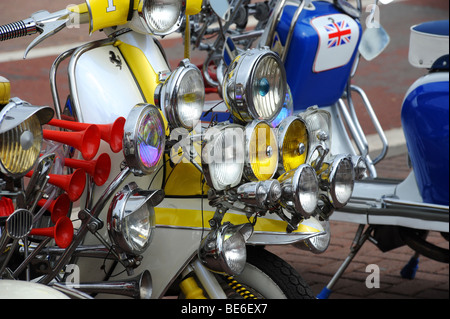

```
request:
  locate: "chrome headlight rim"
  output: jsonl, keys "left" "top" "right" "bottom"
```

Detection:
{"left": 223, "top": 48, "right": 287, "bottom": 124}
{"left": 107, "top": 182, "right": 164, "bottom": 256}
{"left": 0, "top": 99, "right": 54, "bottom": 178}
{"left": 201, "top": 124, "right": 245, "bottom": 191}
{"left": 123, "top": 103, "right": 166, "bottom": 176}
{"left": 300, "top": 107, "right": 332, "bottom": 159}
{"left": 277, "top": 115, "right": 309, "bottom": 174}
{"left": 159, "top": 60, "right": 205, "bottom": 131}
{"left": 199, "top": 222, "right": 253, "bottom": 276}
{"left": 137, "top": 0, "right": 186, "bottom": 36}
{"left": 325, "top": 155, "right": 355, "bottom": 209}
{"left": 244, "top": 120, "right": 279, "bottom": 182}
{"left": 278, "top": 164, "right": 319, "bottom": 219}
{"left": 291, "top": 164, "right": 319, "bottom": 218}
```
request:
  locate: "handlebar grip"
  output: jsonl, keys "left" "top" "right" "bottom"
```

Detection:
{"left": 0, "top": 18, "right": 37, "bottom": 41}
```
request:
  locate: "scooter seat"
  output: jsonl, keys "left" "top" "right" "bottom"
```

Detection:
{"left": 408, "top": 20, "right": 449, "bottom": 69}
{"left": 412, "top": 20, "right": 449, "bottom": 37}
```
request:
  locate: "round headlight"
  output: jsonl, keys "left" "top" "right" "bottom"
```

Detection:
{"left": 123, "top": 104, "right": 165, "bottom": 176}
{"left": 202, "top": 124, "right": 245, "bottom": 191}
{"left": 223, "top": 48, "right": 287, "bottom": 123}
{"left": 138, "top": 0, "right": 185, "bottom": 36}
{"left": 301, "top": 107, "right": 332, "bottom": 153}
{"left": 0, "top": 99, "right": 53, "bottom": 178}
{"left": 199, "top": 223, "right": 253, "bottom": 275}
{"left": 159, "top": 60, "right": 205, "bottom": 131}
{"left": 244, "top": 120, "right": 278, "bottom": 181}
{"left": 278, "top": 164, "right": 319, "bottom": 218}
{"left": 277, "top": 116, "right": 309, "bottom": 173}
{"left": 108, "top": 182, "right": 164, "bottom": 255}
{"left": 320, "top": 155, "right": 354, "bottom": 208}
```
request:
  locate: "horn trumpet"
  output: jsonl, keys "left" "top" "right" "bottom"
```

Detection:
{"left": 64, "top": 153, "right": 111, "bottom": 186}
{"left": 26, "top": 168, "right": 86, "bottom": 202}
{"left": 29, "top": 216, "right": 74, "bottom": 249}
{"left": 37, "top": 193, "right": 71, "bottom": 223}
{"left": 59, "top": 270, "right": 152, "bottom": 299}
{"left": 48, "top": 117, "right": 125, "bottom": 153}
{"left": 43, "top": 125, "right": 101, "bottom": 161}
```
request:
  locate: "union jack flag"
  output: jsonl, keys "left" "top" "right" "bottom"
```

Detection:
{"left": 325, "top": 21, "right": 352, "bottom": 48}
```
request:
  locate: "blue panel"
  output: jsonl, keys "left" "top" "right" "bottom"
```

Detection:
{"left": 401, "top": 80, "right": 449, "bottom": 205}
{"left": 276, "top": 1, "right": 362, "bottom": 110}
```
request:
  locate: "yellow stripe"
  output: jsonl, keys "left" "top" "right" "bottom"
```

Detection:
{"left": 115, "top": 40, "right": 159, "bottom": 104}
{"left": 154, "top": 207, "right": 320, "bottom": 234}
{"left": 115, "top": 40, "right": 170, "bottom": 135}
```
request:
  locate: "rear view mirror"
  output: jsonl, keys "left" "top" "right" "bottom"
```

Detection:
{"left": 359, "top": 4, "right": 390, "bottom": 60}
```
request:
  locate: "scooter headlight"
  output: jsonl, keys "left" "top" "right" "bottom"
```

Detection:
{"left": 320, "top": 155, "right": 354, "bottom": 208}
{"left": 158, "top": 60, "right": 205, "bottom": 131}
{"left": 138, "top": 0, "right": 185, "bottom": 36}
{"left": 202, "top": 124, "right": 245, "bottom": 191}
{"left": 199, "top": 223, "right": 253, "bottom": 275}
{"left": 244, "top": 120, "right": 278, "bottom": 181}
{"left": 108, "top": 183, "right": 164, "bottom": 255}
{"left": 277, "top": 116, "right": 309, "bottom": 173}
{"left": 301, "top": 107, "right": 332, "bottom": 155}
{"left": 278, "top": 164, "right": 319, "bottom": 218}
{"left": 0, "top": 99, "right": 53, "bottom": 178}
{"left": 223, "top": 48, "right": 287, "bottom": 123}
{"left": 123, "top": 104, "right": 165, "bottom": 176}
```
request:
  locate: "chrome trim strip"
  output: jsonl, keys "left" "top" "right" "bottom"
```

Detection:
{"left": 50, "top": 48, "right": 76, "bottom": 120}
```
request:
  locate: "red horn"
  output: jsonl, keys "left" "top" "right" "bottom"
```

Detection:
{"left": 63, "top": 153, "right": 111, "bottom": 186}
{"left": 43, "top": 125, "right": 101, "bottom": 161}
{"left": 49, "top": 117, "right": 125, "bottom": 153}
{"left": 26, "top": 169, "right": 86, "bottom": 202}
{"left": 29, "top": 216, "right": 74, "bottom": 248}
{"left": 0, "top": 197, "right": 14, "bottom": 217}
{"left": 37, "top": 193, "right": 71, "bottom": 224}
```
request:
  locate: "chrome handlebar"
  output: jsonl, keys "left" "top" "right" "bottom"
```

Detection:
{"left": 0, "top": 18, "right": 37, "bottom": 41}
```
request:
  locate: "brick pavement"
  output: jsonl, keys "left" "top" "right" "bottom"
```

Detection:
{"left": 267, "top": 153, "right": 449, "bottom": 299}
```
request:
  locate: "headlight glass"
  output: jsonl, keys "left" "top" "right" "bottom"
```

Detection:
{"left": 123, "top": 104, "right": 165, "bottom": 176}
{"left": 199, "top": 223, "right": 252, "bottom": 275}
{"left": 320, "top": 155, "right": 354, "bottom": 208}
{"left": 270, "top": 85, "right": 294, "bottom": 128}
{"left": 202, "top": 125, "right": 244, "bottom": 191}
{"left": 108, "top": 183, "right": 164, "bottom": 255}
{"left": 160, "top": 60, "right": 205, "bottom": 131}
{"left": 245, "top": 120, "right": 278, "bottom": 181}
{"left": 278, "top": 164, "right": 319, "bottom": 218}
{"left": 223, "top": 48, "right": 287, "bottom": 123}
{"left": 301, "top": 107, "right": 331, "bottom": 152}
{"left": 252, "top": 55, "right": 285, "bottom": 119}
{"left": 140, "top": 0, "right": 185, "bottom": 36}
{"left": 277, "top": 116, "right": 309, "bottom": 173}
{"left": 0, "top": 116, "right": 42, "bottom": 177}
{"left": 331, "top": 156, "right": 354, "bottom": 208}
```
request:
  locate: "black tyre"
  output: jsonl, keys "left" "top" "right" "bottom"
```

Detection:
{"left": 228, "top": 246, "right": 314, "bottom": 299}
{"left": 399, "top": 227, "right": 449, "bottom": 263}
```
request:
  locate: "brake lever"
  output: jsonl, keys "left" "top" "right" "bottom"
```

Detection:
{"left": 23, "top": 10, "right": 70, "bottom": 59}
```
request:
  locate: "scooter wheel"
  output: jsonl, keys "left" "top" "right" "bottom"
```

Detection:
{"left": 399, "top": 227, "right": 449, "bottom": 264}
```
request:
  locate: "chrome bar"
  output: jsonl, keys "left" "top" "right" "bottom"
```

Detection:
{"left": 350, "top": 85, "right": 389, "bottom": 165}
{"left": 50, "top": 48, "right": 76, "bottom": 120}
{"left": 337, "top": 99, "right": 377, "bottom": 177}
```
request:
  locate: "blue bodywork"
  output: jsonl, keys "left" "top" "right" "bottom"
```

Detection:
{"left": 276, "top": 1, "right": 362, "bottom": 110}
{"left": 401, "top": 77, "right": 449, "bottom": 205}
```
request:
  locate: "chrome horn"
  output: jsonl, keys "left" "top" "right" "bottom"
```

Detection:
{"left": 58, "top": 270, "right": 152, "bottom": 299}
